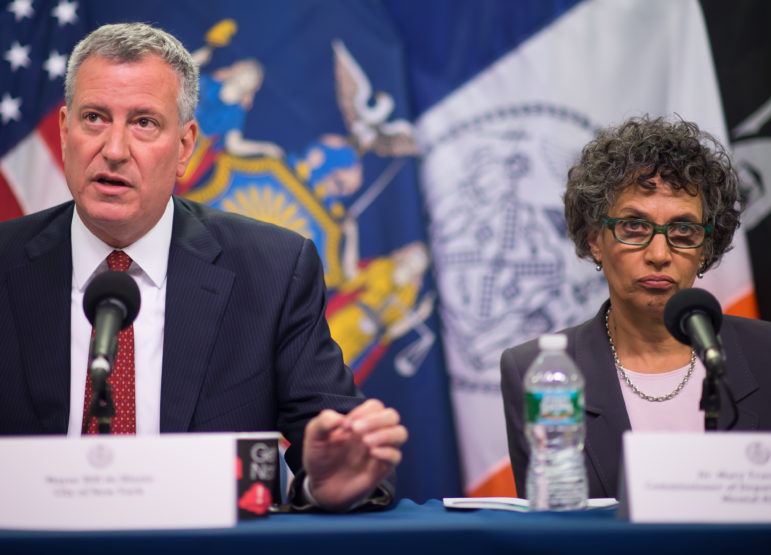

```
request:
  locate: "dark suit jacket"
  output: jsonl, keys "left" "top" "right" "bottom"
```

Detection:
{"left": 500, "top": 300, "right": 771, "bottom": 499}
{"left": 0, "top": 197, "right": 391, "bottom": 506}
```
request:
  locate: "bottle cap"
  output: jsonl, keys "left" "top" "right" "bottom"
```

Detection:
{"left": 538, "top": 333, "right": 567, "bottom": 351}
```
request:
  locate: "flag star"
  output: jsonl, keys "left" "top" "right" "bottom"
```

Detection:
{"left": 44, "top": 50, "right": 68, "bottom": 80}
{"left": 4, "top": 41, "right": 31, "bottom": 71}
{"left": 52, "top": 0, "right": 78, "bottom": 26}
{"left": 7, "top": 0, "right": 34, "bottom": 21}
{"left": 0, "top": 93, "right": 22, "bottom": 124}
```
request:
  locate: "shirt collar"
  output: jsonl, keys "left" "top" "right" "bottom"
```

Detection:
{"left": 71, "top": 197, "right": 175, "bottom": 291}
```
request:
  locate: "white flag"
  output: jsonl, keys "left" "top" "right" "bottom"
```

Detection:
{"left": 416, "top": 0, "right": 754, "bottom": 495}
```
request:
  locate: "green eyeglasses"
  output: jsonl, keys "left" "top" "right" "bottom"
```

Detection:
{"left": 600, "top": 216, "right": 712, "bottom": 249}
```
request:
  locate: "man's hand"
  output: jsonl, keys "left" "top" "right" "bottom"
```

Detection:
{"left": 302, "top": 399, "right": 407, "bottom": 511}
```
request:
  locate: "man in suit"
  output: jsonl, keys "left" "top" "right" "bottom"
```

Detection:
{"left": 0, "top": 22, "right": 406, "bottom": 512}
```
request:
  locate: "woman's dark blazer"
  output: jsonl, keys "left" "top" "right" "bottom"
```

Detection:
{"left": 501, "top": 300, "right": 771, "bottom": 498}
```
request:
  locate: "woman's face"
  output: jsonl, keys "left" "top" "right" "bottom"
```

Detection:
{"left": 588, "top": 175, "right": 705, "bottom": 319}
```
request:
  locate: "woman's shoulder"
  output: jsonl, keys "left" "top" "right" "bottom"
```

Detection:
{"left": 723, "top": 314, "right": 771, "bottom": 334}
{"left": 721, "top": 314, "right": 771, "bottom": 351}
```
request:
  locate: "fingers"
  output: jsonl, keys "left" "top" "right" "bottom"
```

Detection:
{"left": 349, "top": 400, "right": 407, "bottom": 464}
{"left": 369, "top": 446, "right": 403, "bottom": 466}
{"left": 351, "top": 408, "right": 401, "bottom": 435}
{"left": 344, "top": 398, "right": 386, "bottom": 421}
{"left": 305, "top": 408, "right": 346, "bottom": 440}
{"left": 361, "top": 421, "right": 408, "bottom": 444}
{"left": 346, "top": 399, "right": 401, "bottom": 434}
{"left": 306, "top": 399, "right": 407, "bottom": 464}
{"left": 363, "top": 424, "right": 408, "bottom": 457}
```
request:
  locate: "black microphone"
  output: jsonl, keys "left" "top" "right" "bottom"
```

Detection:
{"left": 663, "top": 288, "right": 725, "bottom": 375}
{"left": 83, "top": 270, "right": 141, "bottom": 377}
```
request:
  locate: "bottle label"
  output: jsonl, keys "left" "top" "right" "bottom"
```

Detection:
{"left": 525, "top": 390, "right": 584, "bottom": 425}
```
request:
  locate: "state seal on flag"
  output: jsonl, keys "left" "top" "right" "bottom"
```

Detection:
{"left": 184, "top": 154, "right": 345, "bottom": 287}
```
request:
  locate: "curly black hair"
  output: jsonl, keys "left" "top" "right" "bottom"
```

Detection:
{"left": 563, "top": 115, "right": 741, "bottom": 272}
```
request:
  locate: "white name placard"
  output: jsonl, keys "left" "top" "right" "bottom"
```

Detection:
{"left": 619, "top": 431, "right": 771, "bottom": 523}
{"left": 0, "top": 434, "right": 248, "bottom": 531}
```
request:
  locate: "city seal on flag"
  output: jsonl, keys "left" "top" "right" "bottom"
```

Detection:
{"left": 421, "top": 103, "right": 608, "bottom": 391}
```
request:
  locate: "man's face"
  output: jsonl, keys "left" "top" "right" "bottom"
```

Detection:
{"left": 59, "top": 54, "right": 197, "bottom": 247}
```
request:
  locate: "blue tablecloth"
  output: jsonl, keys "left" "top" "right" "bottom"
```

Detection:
{"left": 2, "top": 499, "right": 770, "bottom": 554}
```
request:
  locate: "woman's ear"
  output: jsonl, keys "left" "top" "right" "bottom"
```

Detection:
{"left": 587, "top": 228, "right": 601, "bottom": 265}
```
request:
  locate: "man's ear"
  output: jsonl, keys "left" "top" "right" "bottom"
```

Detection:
{"left": 59, "top": 106, "right": 69, "bottom": 164}
{"left": 177, "top": 119, "right": 198, "bottom": 177}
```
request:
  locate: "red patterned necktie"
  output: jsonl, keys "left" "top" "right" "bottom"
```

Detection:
{"left": 82, "top": 250, "right": 136, "bottom": 434}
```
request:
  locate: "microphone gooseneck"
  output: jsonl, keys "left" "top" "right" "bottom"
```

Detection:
{"left": 83, "top": 270, "right": 141, "bottom": 375}
{"left": 82, "top": 270, "right": 141, "bottom": 434}
{"left": 663, "top": 288, "right": 737, "bottom": 431}
{"left": 663, "top": 287, "right": 722, "bottom": 344}
{"left": 663, "top": 288, "right": 724, "bottom": 374}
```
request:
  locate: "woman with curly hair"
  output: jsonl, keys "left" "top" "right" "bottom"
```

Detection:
{"left": 500, "top": 115, "right": 771, "bottom": 500}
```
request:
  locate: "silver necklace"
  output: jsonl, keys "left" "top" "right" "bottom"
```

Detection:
{"left": 604, "top": 306, "right": 695, "bottom": 402}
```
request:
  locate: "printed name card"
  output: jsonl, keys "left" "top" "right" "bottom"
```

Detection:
{"left": 619, "top": 431, "right": 771, "bottom": 523}
{"left": 0, "top": 433, "right": 278, "bottom": 531}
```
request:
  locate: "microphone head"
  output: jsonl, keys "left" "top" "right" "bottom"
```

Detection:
{"left": 664, "top": 288, "right": 722, "bottom": 345}
{"left": 83, "top": 271, "right": 141, "bottom": 329}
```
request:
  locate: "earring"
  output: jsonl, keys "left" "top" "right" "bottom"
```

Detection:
{"left": 595, "top": 262, "right": 602, "bottom": 271}
{"left": 697, "top": 270, "right": 704, "bottom": 279}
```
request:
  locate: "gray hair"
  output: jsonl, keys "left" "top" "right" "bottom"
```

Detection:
{"left": 563, "top": 115, "right": 741, "bottom": 273}
{"left": 65, "top": 22, "right": 199, "bottom": 124}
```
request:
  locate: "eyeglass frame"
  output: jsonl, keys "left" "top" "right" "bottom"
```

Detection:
{"left": 599, "top": 216, "right": 712, "bottom": 249}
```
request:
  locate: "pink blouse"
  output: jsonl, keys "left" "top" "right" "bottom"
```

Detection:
{"left": 617, "top": 358, "right": 707, "bottom": 432}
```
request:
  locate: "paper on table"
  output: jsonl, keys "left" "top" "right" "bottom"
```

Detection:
{"left": 442, "top": 497, "right": 618, "bottom": 512}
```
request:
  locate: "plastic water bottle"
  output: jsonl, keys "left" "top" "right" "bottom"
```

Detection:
{"left": 524, "top": 333, "right": 588, "bottom": 510}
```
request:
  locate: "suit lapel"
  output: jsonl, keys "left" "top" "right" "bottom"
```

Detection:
{"left": 8, "top": 204, "right": 74, "bottom": 433}
{"left": 573, "top": 302, "right": 631, "bottom": 497}
{"left": 160, "top": 199, "right": 234, "bottom": 432}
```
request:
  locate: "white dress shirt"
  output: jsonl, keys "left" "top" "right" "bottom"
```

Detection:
{"left": 67, "top": 198, "right": 174, "bottom": 436}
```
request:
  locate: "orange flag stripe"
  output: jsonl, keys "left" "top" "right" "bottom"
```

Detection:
{"left": 467, "top": 462, "right": 517, "bottom": 498}
{"left": 724, "top": 290, "right": 759, "bottom": 319}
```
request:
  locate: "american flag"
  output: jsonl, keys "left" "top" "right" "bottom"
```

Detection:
{"left": 1, "top": 0, "right": 86, "bottom": 222}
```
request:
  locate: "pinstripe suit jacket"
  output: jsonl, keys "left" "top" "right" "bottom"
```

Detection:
{"left": 501, "top": 300, "right": 771, "bottom": 499}
{"left": 0, "top": 197, "right": 373, "bottom": 488}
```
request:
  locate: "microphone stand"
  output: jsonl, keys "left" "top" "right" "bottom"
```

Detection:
{"left": 699, "top": 372, "right": 720, "bottom": 431}
{"left": 698, "top": 348, "right": 726, "bottom": 432}
{"left": 86, "top": 359, "right": 115, "bottom": 434}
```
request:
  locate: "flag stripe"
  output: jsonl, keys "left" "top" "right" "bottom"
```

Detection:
{"left": 467, "top": 459, "right": 517, "bottom": 498}
{"left": 0, "top": 171, "right": 23, "bottom": 221}
{"left": 2, "top": 127, "right": 70, "bottom": 214}
{"left": 724, "top": 291, "right": 759, "bottom": 319}
{"left": 38, "top": 103, "right": 66, "bottom": 173}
